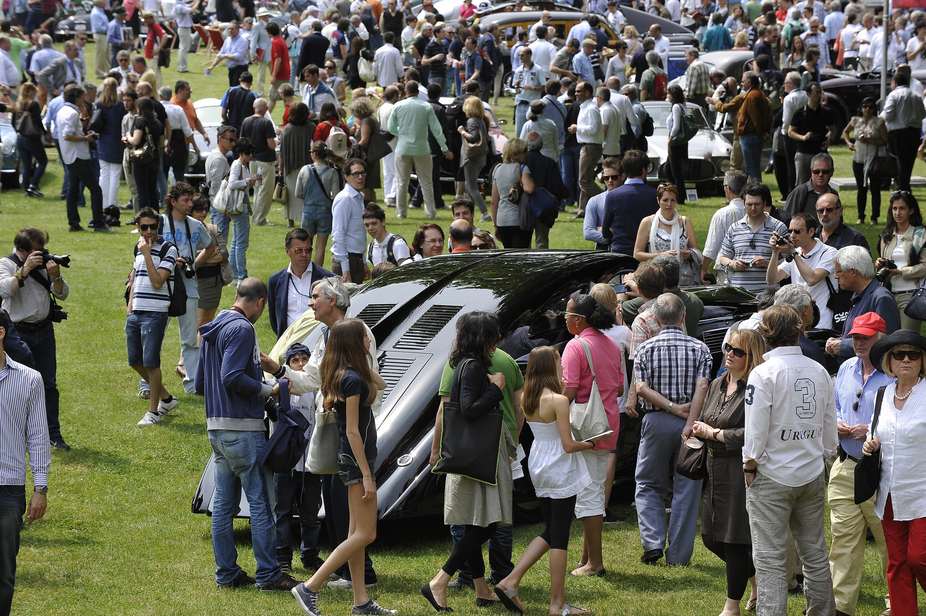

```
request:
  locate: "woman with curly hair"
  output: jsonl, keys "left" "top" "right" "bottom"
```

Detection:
{"left": 350, "top": 97, "right": 390, "bottom": 201}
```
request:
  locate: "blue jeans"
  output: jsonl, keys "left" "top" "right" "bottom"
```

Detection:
{"left": 17, "top": 321, "right": 61, "bottom": 442}
{"left": 450, "top": 524, "right": 514, "bottom": 583}
{"left": 634, "top": 411, "right": 703, "bottom": 565}
{"left": 24, "top": 7, "right": 41, "bottom": 34}
{"left": 211, "top": 207, "right": 230, "bottom": 245}
{"left": 274, "top": 471, "right": 323, "bottom": 567}
{"left": 740, "top": 134, "right": 765, "bottom": 181}
{"left": 125, "top": 310, "right": 169, "bottom": 368}
{"left": 18, "top": 135, "right": 47, "bottom": 189}
{"left": 0, "top": 485, "right": 26, "bottom": 616}
{"left": 514, "top": 101, "right": 529, "bottom": 140}
{"left": 208, "top": 430, "right": 281, "bottom": 587}
{"left": 429, "top": 75, "right": 446, "bottom": 95}
{"left": 560, "top": 144, "right": 581, "bottom": 208}
{"left": 229, "top": 211, "right": 250, "bottom": 280}
{"left": 169, "top": 297, "right": 201, "bottom": 394}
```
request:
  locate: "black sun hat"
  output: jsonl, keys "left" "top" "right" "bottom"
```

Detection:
{"left": 869, "top": 329, "right": 926, "bottom": 373}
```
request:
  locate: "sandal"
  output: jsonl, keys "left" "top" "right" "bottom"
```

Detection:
{"left": 745, "top": 597, "right": 757, "bottom": 612}
{"left": 175, "top": 360, "right": 187, "bottom": 378}
{"left": 559, "top": 604, "right": 590, "bottom": 616}
{"left": 494, "top": 586, "right": 526, "bottom": 614}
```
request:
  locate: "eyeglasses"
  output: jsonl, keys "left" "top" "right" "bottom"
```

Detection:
{"left": 424, "top": 238, "right": 443, "bottom": 244}
{"left": 289, "top": 247, "right": 312, "bottom": 255}
{"left": 816, "top": 206, "right": 839, "bottom": 215}
{"left": 723, "top": 343, "right": 746, "bottom": 358}
{"left": 891, "top": 349, "right": 923, "bottom": 361}
{"left": 563, "top": 311, "right": 584, "bottom": 318}
{"left": 137, "top": 223, "right": 157, "bottom": 231}
{"left": 221, "top": 136, "right": 237, "bottom": 142}
{"left": 789, "top": 228, "right": 803, "bottom": 234}
{"left": 119, "top": 58, "right": 130, "bottom": 62}
{"left": 602, "top": 174, "right": 620, "bottom": 181}
{"left": 853, "top": 387, "right": 863, "bottom": 412}
{"left": 348, "top": 171, "right": 367, "bottom": 177}
{"left": 811, "top": 168, "right": 832, "bottom": 175}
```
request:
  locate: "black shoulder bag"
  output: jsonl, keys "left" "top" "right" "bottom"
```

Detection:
{"left": 854, "top": 385, "right": 886, "bottom": 505}
{"left": 431, "top": 358, "right": 505, "bottom": 485}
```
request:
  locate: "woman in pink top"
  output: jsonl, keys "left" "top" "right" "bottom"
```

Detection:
{"left": 561, "top": 294, "right": 624, "bottom": 578}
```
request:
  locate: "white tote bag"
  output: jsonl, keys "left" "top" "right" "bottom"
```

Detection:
{"left": 568, "top": 339, "right": 610, "bottom": 441}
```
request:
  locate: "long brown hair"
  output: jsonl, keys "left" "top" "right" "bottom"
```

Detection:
{"left": 320, "top": 318, "right": 377, "bottom": 410}
{"left": 16, "top": 82, "right": 36, "bottom": 114}
{"left": 522, "top": 346, "right": 564, "bottom": 418}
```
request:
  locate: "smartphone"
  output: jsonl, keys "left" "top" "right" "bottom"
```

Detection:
{"left": 583, "top": 430, "right": 613, "bottom": 444}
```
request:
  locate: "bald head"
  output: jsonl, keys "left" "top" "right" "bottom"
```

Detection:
{"left": 449, "top": 219, "right": 473, "bottom": 250}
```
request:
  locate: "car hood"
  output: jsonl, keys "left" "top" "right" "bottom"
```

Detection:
{"left": 648, "top": 127, "right": 732, "bottom": 161}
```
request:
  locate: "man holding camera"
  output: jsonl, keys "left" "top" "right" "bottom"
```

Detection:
{"left": 0, "top": 227, "right": 71, "bottom": 450}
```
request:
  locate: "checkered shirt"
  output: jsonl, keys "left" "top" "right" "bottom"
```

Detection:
{"left": 633, "top": 325, "right": 712, "bottom": 412}
{"left": 720, "top": 214, "right": 788, "bottom": 291}
{"left": 685, "top": 59, "right": 711, "bottom": 97}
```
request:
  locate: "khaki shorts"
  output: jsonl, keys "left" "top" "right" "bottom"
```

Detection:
{"left": 268, "top": 79, "right": 288, "bottom": 101}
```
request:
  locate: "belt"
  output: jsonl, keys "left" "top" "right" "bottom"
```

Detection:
{"left": 15, "top": 319, "right": 50, "bottom": 331}
{"left": 708, "top": 448, "right": 741, "bottom": 458}
{"left": 837, "top": 445, "right": 860, "bottom": 463}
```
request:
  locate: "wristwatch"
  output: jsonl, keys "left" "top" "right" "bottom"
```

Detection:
{"left": 34, "top": 485, "right": 48, "bottom": 494}
{"left": 14, "top": 268, "right": 26, "bottom": 283}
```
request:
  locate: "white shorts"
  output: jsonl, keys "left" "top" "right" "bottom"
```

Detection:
{"left": 574, "top": 448, "right": 609, "bottom": 519}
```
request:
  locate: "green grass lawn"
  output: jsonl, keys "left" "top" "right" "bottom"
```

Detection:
{"left": 4, "top": 45, "right": 924, "bottom": 615}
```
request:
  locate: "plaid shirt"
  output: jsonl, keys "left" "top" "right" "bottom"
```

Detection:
{"left": 720, "top": 214, "right": 788, "bottom": 291}
{"left": 685, "top": 59, "right": 711, "bottom": 97}
{"left": 634, "top": 325, "right": 712, "bottom": 412}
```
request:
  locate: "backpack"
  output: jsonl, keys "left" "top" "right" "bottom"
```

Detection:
{"left": 640, "top": 106, "right": 655, "bottom": 137}
{"left": 258, "top": 381, "right": 312, "bottom": 474}
{"left": 367, "top": 234, "right": 408, "bottom": 266}
{"left": 652, "top": 72, "right": 667, "bottom": 101}
{"left": 130, "top": 241, "right": 187, "bottom": 317}
{"left": 784, "top": 21, "right": 805, "bottom": 49}
{"left": 326, "top": 124, "right": 350, "bottom": 159}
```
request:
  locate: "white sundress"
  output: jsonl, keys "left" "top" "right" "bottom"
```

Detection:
{"left": 527, "top": 421, "right": 592, "bottom": 499}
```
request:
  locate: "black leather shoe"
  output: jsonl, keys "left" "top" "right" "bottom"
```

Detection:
{"left": 68, "top": 225, "right": 85, "bottom": 232}
{"left": 641, "top": 549, "right": 663, "bottom": 564}
{"left": 51, "top": 438, "right": 71, "bottom": 451}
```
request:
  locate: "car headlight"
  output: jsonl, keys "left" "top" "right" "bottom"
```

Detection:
{"left": 717, "top": 158, "right": 730, "bottom": 173}
{"left": 0, "top": 138, "right": 14, "bottom": 156}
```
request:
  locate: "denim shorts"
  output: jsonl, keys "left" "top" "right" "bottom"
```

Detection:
{"left": 337, "top": 453, "right": 376, "bottom": 486}
{"left": 301, "top": 206, "right": 332, "bottom": 236}
{"left": 126, "top": 310, "right": 170, "bottom": 368}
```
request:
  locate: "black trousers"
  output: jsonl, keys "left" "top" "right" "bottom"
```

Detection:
{"left": 228, "top": 64, "right": 247, "bottom": 88}
{"left": 888, "top": 126, "right": 920, "bottom": 193}
{"left": 783, "top": 134, "right": 798, "bottom": 197}
{"left": 667, "top": 140, "right": 687, "bottom": 203}
{"left": 702, "top": 534, "right": 756, "bottom": 600}
{"left": 65, "top": 157, "right": 103, "bottom": 228}
{"left": 852, "top": 159, "right": 881, "bottom": 221}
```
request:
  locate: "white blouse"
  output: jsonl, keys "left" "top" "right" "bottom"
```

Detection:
{"left": 873, "top": 379, "right": 926, "bottom": 521}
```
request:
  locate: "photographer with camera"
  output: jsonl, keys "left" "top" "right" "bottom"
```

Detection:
{"left": 0, "top": 227, "right": 71, "bottom": 450}
{"left": 876, "top": 191, "right": 926, "bottom": 332}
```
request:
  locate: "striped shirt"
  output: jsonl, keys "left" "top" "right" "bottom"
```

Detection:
{"left": 131, "top": 238, "right": 178, "bottom": 312}
{"left": 0, "top": 355, "right": 50, "bottom": 487}
{"left": 720, "top": 214, "right": 788, "bottom": 291}
{"left": 633, "top": 326, "right": 712, "bottom": 413}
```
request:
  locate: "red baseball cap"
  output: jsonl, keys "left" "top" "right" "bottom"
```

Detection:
{"left": 847, "top": 312, "right": 886, "bottom": 336}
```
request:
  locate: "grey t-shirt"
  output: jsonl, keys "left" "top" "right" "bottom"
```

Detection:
{"left": 205, "top": 150, "right": 230, "bottom": 199}
{"left": 492, "top": 163, "right": 530, "bottom": 228}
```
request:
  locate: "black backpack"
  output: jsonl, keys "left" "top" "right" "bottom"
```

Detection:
{"left": 128, "top": 240, "right": 187, "bottom": 316}
{"left": 258, "top": 381, "right": 312, "bottom": 473}
{"left": 640, "top": 106, "right": 655, "bottom": 137}
{"left": 367, "top": 234, "right": 408, "bottom": 266}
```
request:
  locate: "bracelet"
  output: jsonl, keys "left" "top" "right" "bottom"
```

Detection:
{"left": 51, "top": 275, "right": 62, "bottom": 283}
{"left": 272, "top": 365, "right": 286, "bottom": 379}
{"left": 14, "top": 268, "right": 25, "bottom": 282}
{"left": 743, "top": 467, "right": 756, "bottom": 474}
{"left": 667, "top": 401, "right": 673, "bottom": 413}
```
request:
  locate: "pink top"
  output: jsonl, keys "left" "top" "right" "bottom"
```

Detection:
{"left": 460, "top": 4, "right": 476, "bottom": 18}
{"left": 562, "top": 327, "right": 623, "bottom": 451}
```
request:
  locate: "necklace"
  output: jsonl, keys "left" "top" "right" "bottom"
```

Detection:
{"left": 894, "top": 377, "right": 922, "bottom": 400}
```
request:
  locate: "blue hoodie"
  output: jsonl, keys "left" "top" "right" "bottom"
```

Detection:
{"left": 197, "top": 308, "right": 273, "bottom": 431}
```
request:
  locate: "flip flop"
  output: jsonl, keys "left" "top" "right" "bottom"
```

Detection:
{"left": 745, "top": 598, "right": 757, "bottom": 612}
{"left": 420, "top": 582, "right": 453, "bottom": 613}
{"left": 559, "top": 603, "right": 590, "bottom": 616}
{"left": 493, "top": 586, "right": 526, "bottom": 614}
{"left": 569, "top": 568, "right": 606, "bottom": 577}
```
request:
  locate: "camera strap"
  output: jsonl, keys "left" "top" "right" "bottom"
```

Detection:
{"left": 164, "top": 214, "right": 196, "bottom": 271}
{"left": 4, "top": 251, "right": 64, "bottom": 319}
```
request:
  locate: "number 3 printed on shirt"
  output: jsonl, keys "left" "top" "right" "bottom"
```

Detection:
{"left": 794, "top": 378, "right": 816, "bottom": 419}
{"left": 745, "top": 384, "right": 755, "bottom": 406}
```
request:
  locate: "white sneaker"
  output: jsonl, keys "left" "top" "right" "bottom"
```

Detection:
{"left": 228, "top": 279, "right": 239, "bottom": 288}
{"left": 131, "top": 228, "right": 139, "bottom": 234}
{"left": 158, "top": 397, "right": 179, "bottom": 416}
{"left": 137, "top": 411, "right": 161, "bottom": 425}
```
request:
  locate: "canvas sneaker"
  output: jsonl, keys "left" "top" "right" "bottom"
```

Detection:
{"left": 158, "top": 397, "right": 179, "bottom": 416}
{"left": 138, "top": 388, "right": 150, "bottom": 400}
{"left": 259, "top": 572, "right": 301, "bottom": 592}
{"left": 217, "top": 570, "right": 256, "bottom": 589}
{"left": 327, "top": 578, "right": 376, "bottom": 590}
{"left": 351, "top": 600, "right": 397, "bottom": 615}
{"left": 137, "top": 411, "right": 161, "bottom": 425}
{"left": 292, "top": 584, "right": 322, "bottom": 616}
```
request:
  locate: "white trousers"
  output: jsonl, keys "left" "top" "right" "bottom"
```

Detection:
{"left": 100, "top": 160, "right": 122, "bottom": 208}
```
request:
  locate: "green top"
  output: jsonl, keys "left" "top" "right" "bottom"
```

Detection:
{"left": 439, "top": 349, "right": 524, "bottom": 445}
{"left": 640, "top": 66, "right": 666, "bottom": 98}
{"left": 745, "top": 0, "right": 763, "bottom": 24}
{"left": 9, "top": 37, "right": 29, "bottom": 73}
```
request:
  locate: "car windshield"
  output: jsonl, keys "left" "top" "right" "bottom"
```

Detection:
{"left": 647, "top": 105, "right": 710, "bottom": 129}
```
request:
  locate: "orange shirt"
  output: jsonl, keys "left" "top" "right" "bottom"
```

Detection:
{"left": 370, "top": 0, "right": 382, "bottom": 22}
{"left": 171, "top": 95, "right": 199, "bottom": 143}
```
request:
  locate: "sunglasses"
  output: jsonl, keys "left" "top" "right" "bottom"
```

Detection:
{"left": 602, "top": 174, "right": 621, "bottom": 181}
{"left": 723, "top": 343, "right": 746, "bottom": 358}
{"left": 472, "top": 243, "right": 487, "bottom": 249}
{"left": 221, "top": 136, "right": 237, "bottom": 142}
{"left": 192, "top": 207, "right": 208, "bottom": 213}
{"left": 816, "top": 206, "right": 839, "bottom": 214}
{"left": 137, "top": 223, "right": 157, "bottom": 231}
{"left": 811, "top": 168, "right": 832, "bottom": 174}
{"left": 789, "top": 228, "right": 804, "bottom": 234}
{"left": 348, "top": 171, "right": 367, "bottom": 177}
{"left": 891, "top": 349, "right": 923, "bottom": 361}
{"left": 289, "top": 247, "right": 312, "bottom": 255}
{"left": 853, "top": 387, "right": 863, "bottom": 412}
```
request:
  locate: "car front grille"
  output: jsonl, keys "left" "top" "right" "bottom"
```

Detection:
{"left": 658, "top": 159, "right": 716, "bottom": 183}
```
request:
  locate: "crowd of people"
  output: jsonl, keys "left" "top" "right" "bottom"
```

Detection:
{"left": 5, "top": 0, "right": 926, "bottom": 615}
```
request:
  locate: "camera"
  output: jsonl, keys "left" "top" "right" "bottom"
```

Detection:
{"left": 182, "top": 261, "right": 196, "bottom": 279}
{"left": 48, "top": 303, "right": 68, "bottom": 323}
{"left": 775, "top": 237, "right": 791, "bottom": 246}
{"left": 36, "top": 249, "right": 70, "bottom": 269}
{"left": 264, "top": 395, "right": 279, "bottom": 422}
{"left": 876, "top": 259, "right": 897, "bottom": 284}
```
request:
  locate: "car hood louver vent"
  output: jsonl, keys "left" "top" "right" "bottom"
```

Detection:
{"left": 378, "top": 355, "right": 416, "bottom": 400}
{"left": 392, "top": 305, "right": 463, "bottom": 351}
{"left": 356, "top": 303, "right": 396, "bottom": 328}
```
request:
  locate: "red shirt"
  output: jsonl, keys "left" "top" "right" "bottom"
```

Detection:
{"left": 282, "top": 103, "right": 291, "bottom": 126}
{"left": 271, "top": 36, "right": 290, "bottom": 81}
{"left": 144, "top": 23, "right": 165, "bottom": 60}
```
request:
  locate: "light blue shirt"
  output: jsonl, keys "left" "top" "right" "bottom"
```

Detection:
{"left": 330, "top": 184, "right": 366, "bottom": 271}
{"left": 583, "top": 191, "right": 609, "bottom": 246}
{"left": 45, "top": 93, "right": 64, "bottom": 139}
{"left": 91, "top": 6, "right": 109, "bottom": 33}
{"left": 219, "top": 33, "right": 250, "bottom": 68}
{"left": 824, "top": 10, "right": 845, "bottom": 41}
{"left": 107, "top": 18, "right": 126, "bottom": 46}
{"left": 572, "top": 51, "right": 594, "bottom": 85}
{"left": 833, "top": 356, "right": 894, "bottom": 459}
{"left": 12, "top": 0, "right": 28, "bottom": 14}
{"left": 28, "top": 47, "right": 63, "bottom": 75}
{"left": 174, "top": 0, "right": 193, "bottom": 28}
{"left": 0, "top": 358, "right": 50, "bottom": 488}
{"left": 160, "top": 213, "right": 213, "bottom": 300}
{"left": 388, "top": 96, "right": 448, "bottom": 157}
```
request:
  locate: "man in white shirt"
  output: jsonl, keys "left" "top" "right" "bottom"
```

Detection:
{"left": 378, "top": 85, "right": 399, "bottom": 208}
{"left": 58, "top": 84, "right": 107, "bottom": 232}
{"left": 0, "top": 36, "right": 20, "bottom": 89}
{"left": 597, "top": 87, "right": 622, "bottom": 158}
{"left": 780, "top": 71, "right": 807, "bottom": 197}
{"left": 608, "top": 77, "right": 641, "bottom": 153}
{"left": 906, "top": 20, "right": 926, "bottom": 71}
{"left": 765, "top": 213, "right": 838, "bottom": 329}
{"left": 606, "top": 2, "right": 628, "bottom": 29}
{"left": 649, "top": 24, "right": 670, "bottom": 67}
{"left": 881, "top": 72, "right": 926, "bottom": 192}
{"left": 568, "top": 81, "right": 603, "bottom": 216}
{"left": 528, "top": 11, "right": 552, "bottom": 42}
{"left": 373, "top": 31, "right": 403, "bottom": 88}
{"left": 743, "top": 304, "right": 837, "bottom": 616}
{"left": 174, "top": 0, "right": 199, "bottom": 73}
{"left": 840, "top": 12, "right": 862, "bottom": 69}
{"left": 701, "top": 170, "right": 748, "bottom": 282}
{"left": 868, "top": 18, "right": 904, "bottom": 71}
{"left": 363, "top": 204, "right": 411, "bottom": 266}
{"left": 331, "top": 159, "right": 371, "bottom": 283}
{"left": 528, "top": 25, "right": 556, "bottom": 80}
{"left": 853, "top": 13, "right": 877, "bottom": 70}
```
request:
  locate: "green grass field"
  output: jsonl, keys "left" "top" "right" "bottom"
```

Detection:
{"left": 3, "top": 42, "right": 924, "bottom": 616}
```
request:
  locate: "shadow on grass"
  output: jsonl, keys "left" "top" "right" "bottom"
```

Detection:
{"left": 48, "top": 446, "right": 132, "bottom": 474}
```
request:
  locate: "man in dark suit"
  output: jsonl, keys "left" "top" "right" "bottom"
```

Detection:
{"left": 601, "top": 149, "right": 659, "bottom": 254}
{"left": 296, "top": 21, "right": 330, "bottom": 83}
{"left": 267, "top": 228, "right": 335, "bottom": 339}
{"left": 477, "top": 24, "right": 500, "bottom": 102}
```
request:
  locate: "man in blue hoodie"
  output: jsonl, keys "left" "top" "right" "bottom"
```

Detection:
{"left": 196, "top": 277, "right": 301, "bottom": 592}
